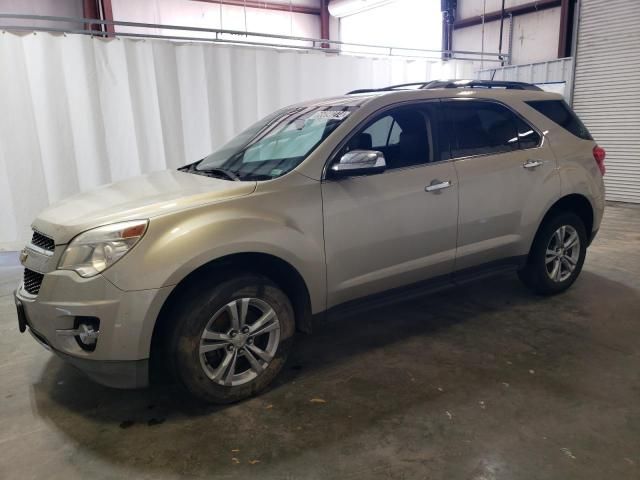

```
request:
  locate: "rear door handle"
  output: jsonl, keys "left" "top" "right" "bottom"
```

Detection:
{"left": 523, "top": 159, "right": 544, "bottom": 169}
{"left": 425, "top": 180, "right": 452, "bottom": 192}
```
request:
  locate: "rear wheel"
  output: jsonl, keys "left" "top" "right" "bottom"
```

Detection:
{"left": 518, "top": 212, "right": 587, "bottom": 295}
{"left": 168, "top": 274, "right": 295, "bottom": 404}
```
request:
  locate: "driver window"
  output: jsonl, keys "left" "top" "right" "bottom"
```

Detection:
{"left": 362, "top": 115, "right": 394, "bottom": 149}
{"left": 388, "top": 120, "right": 401, "bottom": 146}
{"left": 343, "top": 104, "right": 439, "bottom": 170}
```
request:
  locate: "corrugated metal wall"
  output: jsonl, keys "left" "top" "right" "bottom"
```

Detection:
{"left": 477, "top": 57, "right": 573, "bottom": 99}
{"left": 477, "top": 58, "right": 573, "bottom": 85}
{"left": 572, "top": 0, "right": 640, "bottom": 203}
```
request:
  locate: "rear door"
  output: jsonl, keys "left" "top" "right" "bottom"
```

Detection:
{"left": 443, "top": 99, "right": 560, "bottom": 271}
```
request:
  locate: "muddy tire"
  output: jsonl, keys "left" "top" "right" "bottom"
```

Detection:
{"left": 167, "top": 274, "right": 295, "bottom": 404}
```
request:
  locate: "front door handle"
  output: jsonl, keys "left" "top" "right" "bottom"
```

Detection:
{"left": 425, "top": 180, "right": 452, "bottom": 192}
{"left": 523, "top": 159, "right": 544, "bottom": 169}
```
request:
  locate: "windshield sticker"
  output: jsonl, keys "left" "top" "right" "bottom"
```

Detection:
{"left": 307, "top": 110, "right": 351, "bottom": 121}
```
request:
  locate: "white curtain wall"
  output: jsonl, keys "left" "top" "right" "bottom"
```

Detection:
{"left": 0, "top": 32, "right": 473, "bottom": 248}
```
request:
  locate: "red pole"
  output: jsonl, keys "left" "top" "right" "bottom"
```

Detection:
{"left": 82, "top": 0, "right": 100, "bottom": 32}
{"left": 320, "top": 0, "right": 330, "bottom": 48}
{"left": 101, "top": 0, "right": 115, "bottom": 36}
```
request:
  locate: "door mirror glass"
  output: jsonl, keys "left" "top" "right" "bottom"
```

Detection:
{"left": 329, "top": 150, "right": 386, "bottom": 178}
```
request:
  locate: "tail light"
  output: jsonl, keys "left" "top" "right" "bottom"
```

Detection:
{"left": 593, "top": 145, "right": 606, "bottom": 176}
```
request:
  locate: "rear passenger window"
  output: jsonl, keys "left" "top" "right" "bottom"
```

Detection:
{"left": 445, "top": 100, "right": 541, "bottom": 157}
{"left": 446, "top": 101, "right": 520, "bottom": 157}
{"left": 526, "top": 100, "right": 592, "bottom": 140}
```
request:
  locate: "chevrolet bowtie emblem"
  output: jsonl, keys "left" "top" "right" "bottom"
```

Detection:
{"left": 19, "top": 249, "right": 28, "bottom": 265}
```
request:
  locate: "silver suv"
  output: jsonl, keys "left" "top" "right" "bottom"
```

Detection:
{"left": 15, "top": 80, "right": 605, "bottom": 403}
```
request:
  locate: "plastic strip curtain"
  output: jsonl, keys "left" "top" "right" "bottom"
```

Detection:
{"left": 0, "top": 32, "right": 461, "bottom": 247}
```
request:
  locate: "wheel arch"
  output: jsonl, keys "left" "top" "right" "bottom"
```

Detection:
{"left": 531, "top": 193, "right": 595, "bottom": 253}
{"left": 149, "top": 252, "right": 313, "bottom": 382}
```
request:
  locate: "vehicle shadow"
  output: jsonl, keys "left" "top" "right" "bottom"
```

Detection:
{"left": 30, "top": 269, "right": 640, "bottom": 477}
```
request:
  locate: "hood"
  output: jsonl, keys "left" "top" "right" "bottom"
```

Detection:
{"left": 33, "top": 169, "right": 256, "bottom": 244}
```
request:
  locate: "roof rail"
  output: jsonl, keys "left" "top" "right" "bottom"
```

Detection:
{"left": 423, "top": 79, "right": 542, "bottom": 91}
{"left": 346, "top": 79, "right": 542, "bottom": 94}
{"left": 347, "top": 82, "right": 432, "bottom": 94}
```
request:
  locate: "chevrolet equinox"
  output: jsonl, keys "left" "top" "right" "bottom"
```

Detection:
{"left": 15, "top": 80, "right": 605, "bottom": 403}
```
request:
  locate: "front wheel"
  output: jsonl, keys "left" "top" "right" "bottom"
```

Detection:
{"left": 518, "top": 212, "right": 587, "bottom": 295}
{"left": 168, "top": 274, "right": 295, "bottom": 404}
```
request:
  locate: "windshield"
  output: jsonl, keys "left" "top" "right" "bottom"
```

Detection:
{"left": 190, "top": 104, "right": 357, "bottom": 181}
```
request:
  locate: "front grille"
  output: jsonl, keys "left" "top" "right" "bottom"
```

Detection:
{"left": 23, "top": 268, "right": 44, "bottom": 295}
{"left": 31, "top": 231, "right": 55, "bottom": 252}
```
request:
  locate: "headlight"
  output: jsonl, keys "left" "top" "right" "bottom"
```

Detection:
{"left": 59, "top": 220, "right": 148, "bottom": 278}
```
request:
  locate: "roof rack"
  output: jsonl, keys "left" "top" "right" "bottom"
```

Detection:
{"left": 423, "top": 80, "right": 542, "bottom": 91}
{"left": 346, "top": 79, "right": 542, "bottom": 94}
{"left": 347, "top": 82, "right": 433, "bottom": 94}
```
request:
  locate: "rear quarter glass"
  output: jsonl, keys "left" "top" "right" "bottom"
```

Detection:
{"left": 525, "top": 100, "right": 593, "bottom": 141}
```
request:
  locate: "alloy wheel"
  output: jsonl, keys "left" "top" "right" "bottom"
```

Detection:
{"left": 545, "top": 225, "right": 581, "bottom": 283}
{"left": 199, "top": 298, "right": 280, "bottom": 386}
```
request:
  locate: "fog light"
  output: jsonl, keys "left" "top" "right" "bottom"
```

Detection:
{"left": 56, "top": 317, "right": 100, "bottom": 352}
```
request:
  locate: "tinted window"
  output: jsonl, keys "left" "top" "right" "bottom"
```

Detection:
{"left": 526, "top": 100, "right": 592, "bottom": 140}
{"left": 446, "top": 101, "right": 520, "bottom": 157}
{"left": 343, "top": 103, "right": 443, "bottom": 170}
{"left": 516, "top": 116, "right": 541, "bottom": 149}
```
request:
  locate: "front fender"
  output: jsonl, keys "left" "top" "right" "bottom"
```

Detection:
{"left": 102, "top": 181, "right": 326, "bottom": 314}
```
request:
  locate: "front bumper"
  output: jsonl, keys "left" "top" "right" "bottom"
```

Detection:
{"left": 25, "top": 323, "right": 149, "bottom": 388}
{"left": 15, "top": 269, "right": 172, "bottom": 389}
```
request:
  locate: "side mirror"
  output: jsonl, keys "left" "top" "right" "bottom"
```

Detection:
{"left": 329, "top": 150, "right": 387, "bottom": 178}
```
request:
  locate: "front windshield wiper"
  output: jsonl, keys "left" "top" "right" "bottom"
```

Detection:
{"left": 180, "top": 162, "right": 241, "bottom": 182}
{"left": 197, "top": 167, "right": 241, "bottom": 182}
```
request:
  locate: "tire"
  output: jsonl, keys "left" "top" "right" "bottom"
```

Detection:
{"left": 167, "top": 274, "right": 295, "bottom": 404}
{"left": 518, "top": 212, "right": 587, "bottom": 295}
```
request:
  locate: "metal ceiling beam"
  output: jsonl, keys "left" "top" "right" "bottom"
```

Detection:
{"left": 453, "top": 0, "right": 561, "bottom": 29}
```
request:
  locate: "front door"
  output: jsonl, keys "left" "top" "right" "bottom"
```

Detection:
{"left": 322, "top": 102, "right": 459, "bottom": 308}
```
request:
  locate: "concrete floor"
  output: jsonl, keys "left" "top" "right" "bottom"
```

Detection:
{"left": 1, "top": 203, "right": 639, "bottom": 480}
